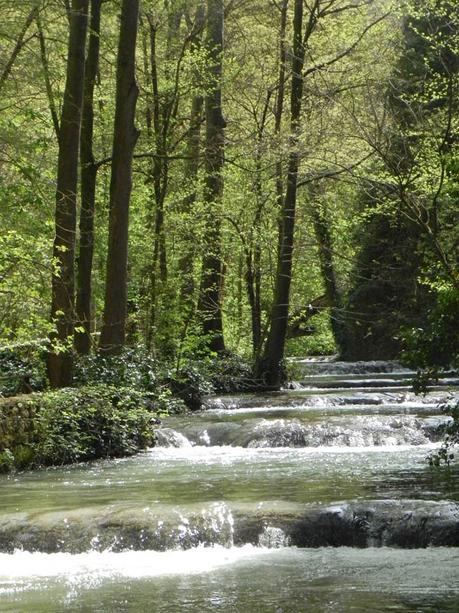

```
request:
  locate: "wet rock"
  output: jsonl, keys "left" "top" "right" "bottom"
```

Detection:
{"left": 1, "top": 499, "right": 458, "bottom": 553}
{"left": 234, "top": 500, "right": 459, "bottom": 549}
{"left": 155, "top": 428, "right": 192, "bottom": 448}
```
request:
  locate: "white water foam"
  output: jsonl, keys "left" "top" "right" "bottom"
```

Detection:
{"left": 0, "top": 545, "right": 274, "bottom": 582}
{"left": 149, "top": 442, "right": 441, "bottom": 462}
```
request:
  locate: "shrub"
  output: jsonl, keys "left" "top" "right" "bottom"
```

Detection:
{"left": 166, "top": 352, "right": 256, "bottom": 410}
{"left": 74, "top": 347, "right": 159, "bottom": 390}
{"left": 402, "top": 286, "right": 458, "bottom": 394}
{"left": 26, "top": 386, "right": 160, "bottom": 467}
{"left": 402, "top": 286, "right": 459, "bottom": 374}
{"left": 166, "top": 363, "right": 213, "bottom": 411}
{"left": 0, "top": 345, "right": 46, "bottom": 397}
{"left": 0, "top": 449, "right": 14, "bottom": 473}
{"left": 207, "top": 351, "right": 256, "bottom": 393}
{"left": 428, "top": 397, "right": 459, "bottom": 467}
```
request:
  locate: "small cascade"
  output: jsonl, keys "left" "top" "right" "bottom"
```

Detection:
{"left": 291, "top": 359, "right": 410, "bottom": 375}
{"left": 1, "top": 499, "right": 458, "bottom": 554}
{"left": 258, "top": 526, "right": 290, "bottom": 549}
{"left": 203, "top": 390, "right": 452, "bottom": 412}
{"left": 155, "top": 428, "right": 193, "bottom": 448}
{"left": 1, "top": 358, "right": 458, "bottom": 610}
{"left": 159, "top": 415, "right": 450, "bottom": 448}
{"left": 234, "top": 500, "right": 459, "bottom": 549}
{"left": 0, "top": 503, "right": 235, "bottom": 554}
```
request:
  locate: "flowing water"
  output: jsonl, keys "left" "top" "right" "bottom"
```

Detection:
{"left": 1, "top": 360, "right": 459, "bottom": 612}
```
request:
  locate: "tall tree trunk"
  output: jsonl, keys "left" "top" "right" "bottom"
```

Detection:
{"left": 99, "top": 0, "right": 140, "bottom": 354}
{"left": 48, "top": 0, "right": 89, "bottom": 388}
{"left": 176, "top": 4, "right": 206, "bottom": 356}
{"left": 145, "top": 7, "right": 185, "bottom": 348}
{"left": 179, "top": 92, "right": 204, "bottom": 294}
{"left": 198, "top": 0, "right": 226, "bottom": 353}
{"left": 256, "top": 0, "right": 305, "bottom": 388}
{"left": 75, "top": 0, "right": 102, "bottom": 355}
{"left": 148, "top": 14, "right": 168, "bottom": 281}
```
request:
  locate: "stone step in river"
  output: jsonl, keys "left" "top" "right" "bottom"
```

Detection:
{"left": 1, "top": 360, "right": 458, "bottom": 611}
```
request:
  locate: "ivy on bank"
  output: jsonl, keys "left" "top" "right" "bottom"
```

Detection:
{"left": 0, "top": 385, "right": 182, "bottom": 473}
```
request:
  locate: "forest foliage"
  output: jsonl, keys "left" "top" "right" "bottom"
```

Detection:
{"left": 0, "top": 0, "right": 457, "bottom": 390}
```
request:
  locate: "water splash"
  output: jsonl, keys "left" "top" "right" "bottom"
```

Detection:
{"left": 155, "top": 428, "right": 193, "bottom": 448}
{"left": 258, "top": 526, "right": 290, "bottom": 549}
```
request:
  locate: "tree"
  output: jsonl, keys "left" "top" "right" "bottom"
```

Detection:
{"left": 3, "top": 0, "right": 455, "bottom": 378}
{"left": 256, "top": 0, "right": 306, "bottom": 388}
{"left": 75, "top": 0, "right": 102, "bottom": 355}
{"left": 343, "top": 0, "right": 459, "bottom": 360}
{"left": 197, "top": 0, "right": 226, "bottom": 353}
{"left": 99, "top": 0, "right": 140, "bottom": 354}
{"left": 48, "top": 0, "right": 89, "bottom": 388}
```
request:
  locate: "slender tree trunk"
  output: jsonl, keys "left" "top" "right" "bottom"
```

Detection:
{"left": 246, "top": 150, "right": 264, "bottom": 356}
{"left": 48, "top": 0, "right": 89, "bottom": 387}
{"left": 198, "top": 0, "right": 226, "bottom": 353}
{"left": 275, "top": 0, "right": 289, "bottom": 251}
{"left": 256, "top": 0, "right": 305, "bottom": 388}
{"left": 0, "top": 4, "right": 39, "bottom": 93}
{"left": 148, "top": 15, "right": 168, "bottom": 282}
{"left": 75, "top": 0, "right": 102, "bottom": 355}
{"left": 176, "top": 4, "right": 207, "bottom": 359}
{"left": 178, "top": 4, "right": 206, "bottom": 303}
{"left": 179, "top": 92, "right": 204, "bottom": 291}
{"left": 99, "top": 0, "right": 140, "bottom": 354}
{"left": 36, "top": 13, "right": 60, "bottom": 138}
{"left": 246, "top": 247, "right": 261, "bottom": 355}
{"left": 144, "top": 12, "right": 178, "bottom": 347}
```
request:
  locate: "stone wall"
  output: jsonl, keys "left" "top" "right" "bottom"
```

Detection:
{"left": 0, "top": 395, "right": 39, "bottom": 471}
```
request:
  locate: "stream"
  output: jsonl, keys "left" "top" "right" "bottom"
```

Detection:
{"left": 1, "top": 359, "right": 459, "bottom": 612}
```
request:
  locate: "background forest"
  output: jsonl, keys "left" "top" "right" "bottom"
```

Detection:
{"left": 0, "top": 0, "right": 458, "bottom": 391}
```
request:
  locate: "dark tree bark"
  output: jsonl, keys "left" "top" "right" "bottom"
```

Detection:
{"left": 99, "top": 0, "right": 140, "bottom": 354}
{"left": 147, "top": 13, "right": 168, "bottom": 281}
{"left": 48, "top": 0, "right": 89, "bottom": 388}
{"left": 74, "top": 0, "right": 102, "bottom": 355}
{"left": 256, "top": 0, "right": 306, "bottom": 388}
{"left": 198, "top": 0, "right": 226, "bottom": 353}
{"left": 0, "top": 4, "right": 39, "bottom": 93}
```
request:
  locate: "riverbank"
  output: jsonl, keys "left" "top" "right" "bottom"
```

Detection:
{"left": 0, "top": 386, "right": 173, "bottom": 472}
{"left": 1, "top": 360, "right": 459, "bottom": 610}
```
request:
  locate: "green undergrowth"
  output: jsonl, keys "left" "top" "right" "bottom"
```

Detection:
{"left": 0, "top": 345, "right": 46, "bottom": 397}
{"left": 0, "top": 385, "right": 185, "bottom": 473}
{"left": 0, "top": 348, "right": 259, "bottom": 473}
